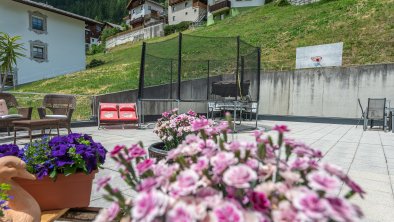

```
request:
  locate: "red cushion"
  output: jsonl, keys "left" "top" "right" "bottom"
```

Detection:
{"left": 100, "top": 111, "right": 119, "bottom": 121}
{"left": 100, "top": 103, "right": 117, "bottom": 111}
{"left": 119, "top": 103, "right": 136, "bottom": 111}
{"left": 119, "top": 111, "right": 138, "bottom": 121}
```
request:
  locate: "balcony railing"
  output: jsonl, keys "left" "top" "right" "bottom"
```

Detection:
{"left": 129, "top": 16, "right": 144, "bottom": 26}
{"left": 193, "top": 0, "right": 207, "bottom": 9}
{"left": 208, "top": 0, "right": 231, "bottom": 13}
{"left": 169, "top": 0, "right": 186, "bottom": 6}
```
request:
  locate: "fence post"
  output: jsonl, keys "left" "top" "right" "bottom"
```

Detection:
{"left": 177, "top": 33, "right": 182, "bottom": 101}
{"left": 138, "top": 42, "right": 146, "bottom": 100}
{"left": 257, "top": 47, "right": 261, "bottom": 102}
{"left": 170, "top": 60, "right": 173, "bottom": 99}
{"left": 240, "top": 56, "right": 245, "bottom": 98}
{"left": 236, "top": 36, "right": 240, "bottom": 101}
{"left": 207, "top": 60, "right": 210, "bottom": 101}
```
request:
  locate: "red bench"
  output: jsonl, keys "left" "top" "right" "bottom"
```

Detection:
{"left": 98, "top": 103, "right": 139, "bottom": 129}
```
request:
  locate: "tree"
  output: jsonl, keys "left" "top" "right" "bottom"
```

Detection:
{"left": 0, "top": 33, "right": 25, "bottom": 91}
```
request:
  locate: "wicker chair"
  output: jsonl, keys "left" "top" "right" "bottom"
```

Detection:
{"left": 37, "top": 94, "right": 76, "bottom": 134}
{"left": 0, "top": 92, "right": 33, "bottom": 135}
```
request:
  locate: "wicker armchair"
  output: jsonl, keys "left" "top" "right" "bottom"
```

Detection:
{"left": 0, "top": 92, "right": 33, "bottom": 135}
{"left": 37, "top": 94, "right": 76, "bottom": 134}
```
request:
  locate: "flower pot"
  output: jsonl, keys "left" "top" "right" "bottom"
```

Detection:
{"left": 148, "top": 142, "right": 168, "bottom": 161}
{"left": 14, "top": 171, "right": 97, "bottom": 211}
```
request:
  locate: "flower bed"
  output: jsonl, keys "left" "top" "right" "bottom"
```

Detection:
{"left": 96, "top": 118, "right": 365, "bottom": 222}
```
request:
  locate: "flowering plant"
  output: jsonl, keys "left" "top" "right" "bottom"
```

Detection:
{"left": 96, "top": 118, "right": 364, "bottom": 222}
{"left": 0, "top": 183, "right": 11, "bottom": 217}
{"left": 153, "top": 109, "right": 211, "bottom": 150}
{"left": 0, "top": 134, "right": 107, "bottom": 180}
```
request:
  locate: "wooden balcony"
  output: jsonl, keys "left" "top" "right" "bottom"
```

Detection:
{"left": 169, "top": 0, "right": 186, "bottom": 6}
{"left": 193, "top": 0, "right": 207, "bottom": 9}
{"left": 129, "top": 16, "right": 144, "bottom": 27}
{"left": 209, "top": 0, "right": 231, "bottom": 14}
{"left": 127, "top": 0, "right": 145, "bottom": 10}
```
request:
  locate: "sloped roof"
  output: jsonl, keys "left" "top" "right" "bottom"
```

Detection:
{"left": 126, "top": 0, "right": 164, "bottom": 10}
{"left": 12, "top": 0, "right": 103, "bottom": 25}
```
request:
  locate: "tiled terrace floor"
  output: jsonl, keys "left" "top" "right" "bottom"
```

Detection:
{"left": 1, "top": 120, "right": 394, "bottom": 221}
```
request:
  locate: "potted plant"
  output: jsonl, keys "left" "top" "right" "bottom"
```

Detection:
{"left": 150, "top": 109, "right": 210, "bottom": 160}
{"left": 96, "top": 118, "right": 365, "bottom": 221}
{"left": 0, "top": 134, "right": 107, "bottom": 211}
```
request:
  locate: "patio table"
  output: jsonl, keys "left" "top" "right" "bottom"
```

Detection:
{"left": 12, "top": 119, "right": 60, "bottom": 144}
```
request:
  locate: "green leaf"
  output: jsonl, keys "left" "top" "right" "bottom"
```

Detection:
{"left": 49, "top": 170, "right": 57, "bottom": 179}
{"left": 64, "top": 166, "right": 77, "bottom": 176}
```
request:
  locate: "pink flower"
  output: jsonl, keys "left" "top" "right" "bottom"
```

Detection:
{"left": 94, "top": 202, "right": 120, "bottom": 222}
{"left": 344, "top": 178, "right": 366, "bottom": 198}
{"left": 211, "top": 151, "right": 237, "bottom": 175}
{"left": 272, "top": 125, "right": 290, "bottom": 133}
{"left": 170, "top": 169, "right": 200, "bottom": 196}
{"left": 166, "top": 201, "right": 196, "bottom": 222}
{"left": 110, "top": 145, "right": 124, "bottom": 157}
{"left": 272, "top": 201, "right": 301, "bottom": 222}
{"left": 137, "top": 178, "right": 158, "bottom": 192}
{"left": 96, "top": 176, "right": 111, "bottom": 191}
{"left": 293, "top": 191, "right": 328, "bottom": 220}
{"left": 192, "top": 118, "right": 209, "bottom": 131}
{"left": 323, "top": 163, "right": 346, "bottom": 180}
{"left": 191, "top": 156, "right": 209, "bottom": 172}
{"left": 187, "top": 109, "right": 196, "bottom": 116}
{"left": 162, "top": 111, "right": 170, "bottom": 118}
{"left": 290, "top": 157, "right": 310, "bottom": 171}
{"left": 326, "top": 197, "right": 361, "bottom": 222}
{"left": 248, "top": 191, "right": 270, "bottom": 212}
{"left": 128, "top": 144, "right": 146, "bottom": 158}
{"left": 223, "top": 164, "right": 257, "bottom": 189}
{"left": 213, "top": 202, "right": 244, "bottom": 222}
{"left": 307, "top": 170, "right": 341, "bottom": 193}
{"left": 132, "top": 191, "right": 169, "bottom": 221}
{"left": 280, "top": 170, "right": 301, "bottom": 185}
{"left": 136, "top": 159, "right": 155, "bottom": 175}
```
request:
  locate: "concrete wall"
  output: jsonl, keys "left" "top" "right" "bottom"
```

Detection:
{"left": 0, "top": 0, "right": 86, "bottom": 84}
{"left": 106, "top": 23, "right": 164, "bottom": 49}
{"left": 260, "top": 63, "right": 394, "bottom": 119}
{"left": 93, "top": 63, "right": 394, "bottom": 120}
{"left": 168, "top": 0, "right": 202, "bottom": 25}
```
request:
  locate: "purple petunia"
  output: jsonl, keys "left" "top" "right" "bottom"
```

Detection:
{"left": 0, "top": 144, "right": 21, "bottom": 158}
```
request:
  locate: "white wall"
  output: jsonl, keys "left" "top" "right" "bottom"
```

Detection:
{"left": 168, "top": 0, "right": 202, "bottom": 25}
{"left": 207, "top": 0, "right": 264, "bottom": 19}
{"left": 106, "top": 23, "right": 164, "bottom": 49}
{"left": 0, "top": 1, "right": 86, "bottom": 84}
{"left": 129, "top": 1, "right": 164, "bottom": 21}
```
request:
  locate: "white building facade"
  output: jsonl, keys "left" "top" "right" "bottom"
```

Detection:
{"left": 0, "top": 0, "right": 96, "bottom": 85}
{"left": 168, "top": 0, "right": 207, "bottom": 25}
{"left": 207, "top": 0, "right": 264, "bottom": 25}
{"left": 126, "top": 0, "right": 165, "bottom": 29}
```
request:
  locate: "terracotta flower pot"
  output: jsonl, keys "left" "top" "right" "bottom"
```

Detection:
{"left": 14, "top": 171, "right": 97, "bottom": 211}
{"left": 148, "top": 142, "right": 168, "bottom": 161}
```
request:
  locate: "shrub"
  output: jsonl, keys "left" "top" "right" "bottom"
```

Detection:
{"left": 87, "top": 59, "right": 105, "bottom": 69}
{"left": 87, "top": 44, "right": 105, "bottom": 55}
{"left": 164, "top": 21, "right": 192, "bottom": 36}
{"left": 96, "top": 118, "right": 365, "bottom": 221}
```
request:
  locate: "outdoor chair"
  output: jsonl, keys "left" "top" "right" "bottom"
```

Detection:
{"left": 37, "top": 94, "right": 76, "bottom": 134}
{"left": 356, "top": 98, "right": 365, "bottom": 128}
{"left": 98, "top": 103, "right": 139, "bottom": 129}
{"left": 208, "top": 102, "right": 221, "bottom": 119}
{"left": 0, "top": 92, "right": 33, "bottom": 135}
{"left": 363, "top": 98, "right": 387, "bottom": 131}
{"left": 243, "top": 102, "right": 258, "bottom": 121}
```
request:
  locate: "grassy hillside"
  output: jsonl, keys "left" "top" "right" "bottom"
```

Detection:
{"left": 10, "top": 0, "right": 394, "bottom": 119}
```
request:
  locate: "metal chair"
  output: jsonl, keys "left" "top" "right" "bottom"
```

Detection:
{"left": 243, "top": 102, "right": 258, "bottom": 121}
{"left": 356, "top": 98, "right": 365, "bottom": 128}
{"left": 0, "top": 92, "right": 33, "bottom": 135}
{"left": 208, "top": 101, "right": 221, "bottom": 120}
{"left": 38, "top": 94, "right": 76, "bottom": 134}
{"left": 363, "top": 98, "right": 386, "bottom": 131}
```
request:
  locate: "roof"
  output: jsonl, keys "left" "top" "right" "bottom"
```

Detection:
{"left": 12, "top": 0, "right": 103, "bottom": 25}
{"left": 126, "top": 0, "right": 164, "bottom": 10}
{"left": 105, "top": 22, "right": 124, "bottom": 30}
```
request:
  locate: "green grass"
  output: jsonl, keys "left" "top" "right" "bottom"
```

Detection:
{"left": 9, "top": 0, "right": 394, "bottom": 120}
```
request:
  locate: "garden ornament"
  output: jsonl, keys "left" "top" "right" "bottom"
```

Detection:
{"left": 0, "top": 156, "right": 41, "bottom": 222}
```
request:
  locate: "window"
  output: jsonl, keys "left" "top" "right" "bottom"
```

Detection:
{"left": 185, "top": 2, "right": 188, "bottom": 7}
{"left": 194, "top": 9, "right": 197, "bottom": 13}
{"left": 33, "top": 46, "right": 44, "bottom": 59}
{"left": 29, "top": 11, "right": 47, "bottom": 34}
{"left": 148, "top": 6, "right": 151, "bottom": 10}
{"left": 173, "top": 16, "right": 175, "bottom": 21}
{"left": 172, "top": 6, "right": 175, "bottom": 12}
{"left": 133, "top": 9, "right": 135, "bottom": 14}
{"left": 141, "top": 6, "right": 143, "bottom": 10}
{"left": 185, "top": 12, "right": 188, "bottom": 15}
{"left": 29, "top": 40, "right": 48, "bottom": 63}
{"left": 32, "top": 16, "right": 44, "bottom": 30}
